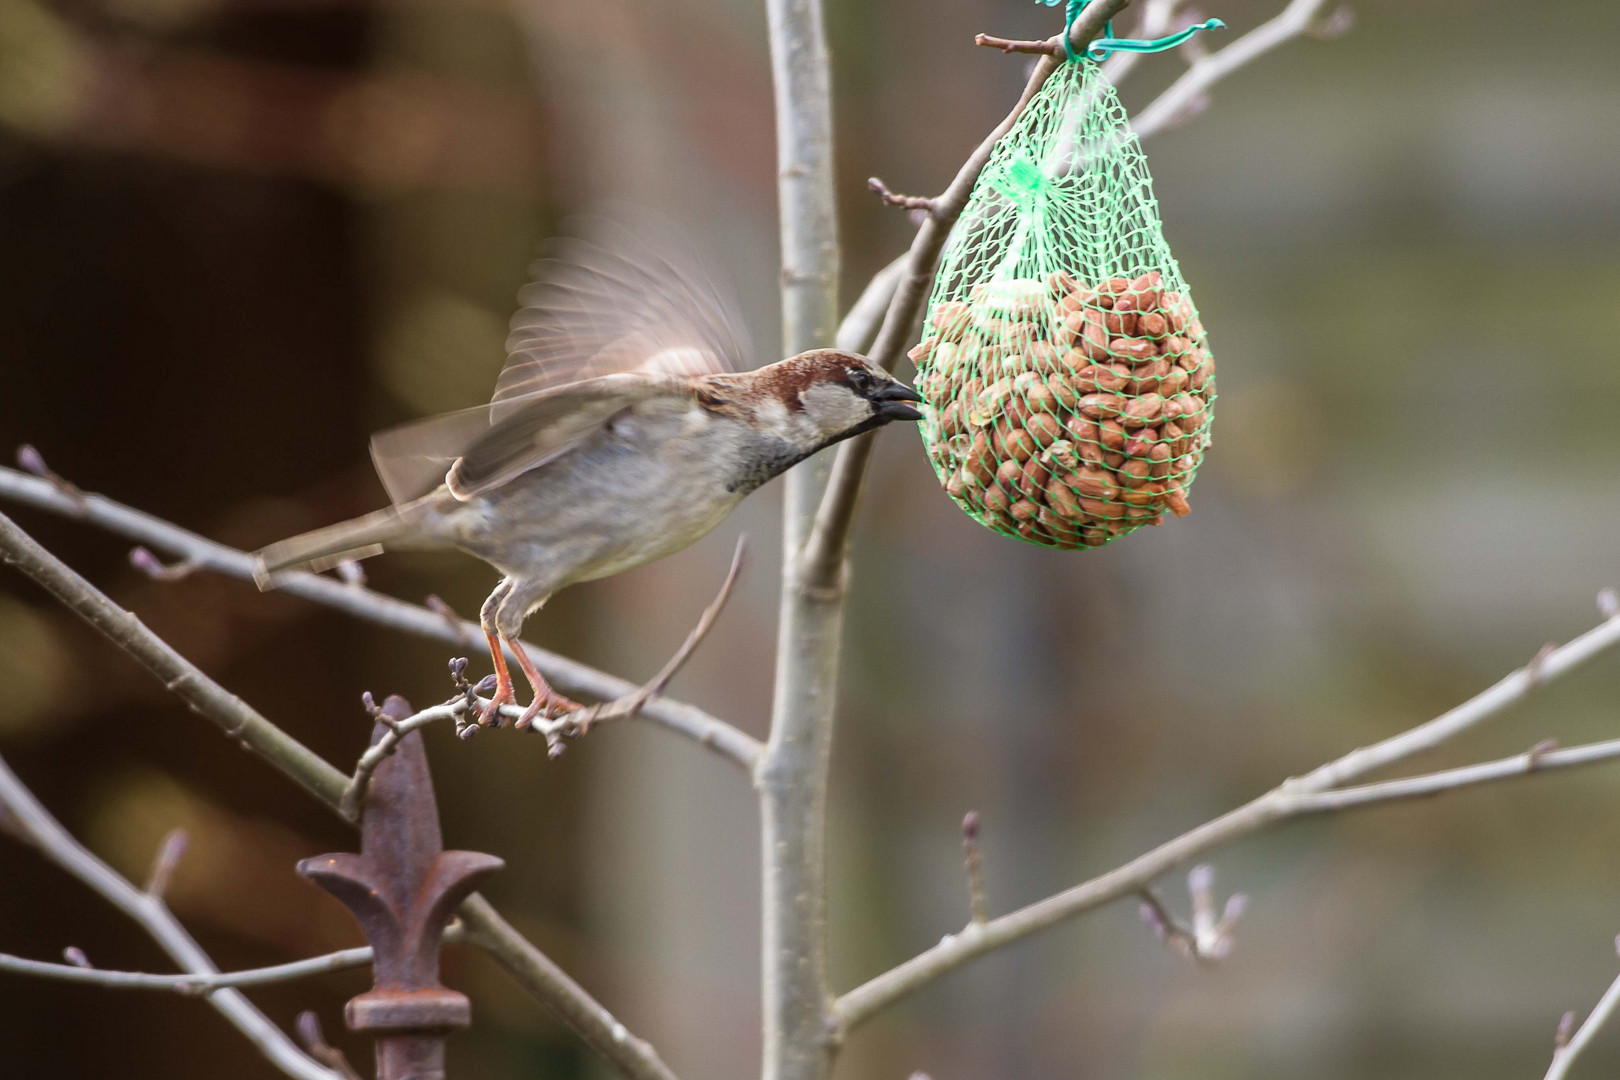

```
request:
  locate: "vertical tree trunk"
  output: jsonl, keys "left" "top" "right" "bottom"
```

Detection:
{"left": 760, "top": 0, "right": 841, "bottom": 1077}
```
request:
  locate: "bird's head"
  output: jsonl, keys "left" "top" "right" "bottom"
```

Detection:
{"left": 734, "top": 349, "right": 923, "bottom": 450}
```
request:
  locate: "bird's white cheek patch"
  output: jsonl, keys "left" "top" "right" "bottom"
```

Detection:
{"left": 800, "top": 382, "right": 870, "bottom": 434}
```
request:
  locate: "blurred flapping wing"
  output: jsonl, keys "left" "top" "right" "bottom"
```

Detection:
{"left": 369, "top": 218, "right": 749, "bottom": 505}
{"left": 495, "top": 222, "right": 749, "bottom": 418}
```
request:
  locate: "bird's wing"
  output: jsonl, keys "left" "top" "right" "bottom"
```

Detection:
{"left": 368, "top": 216, "right": 746, "bottom": 505}
{"left": 494, "top": 222, "right": 749, "bottom": 418}
{"left": 369, "top": 373, "right": 696, "bottom": 504}
{"left": 370, "top": 404, "right": 499, "bottom": 506}
{"left": 448, "top": 373, "right": 693, "bottom": 498}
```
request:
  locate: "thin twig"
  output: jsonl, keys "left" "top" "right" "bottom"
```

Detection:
{"left": 1099, "top": 0, "right": 1192, "bottom": 85}
{"left": 424, "top": 593, "right": 476, "bottom": 649}
{"left": 833, "top": 609, "right": 1620, "bottom": 1030}
{"left": 973, "top": 33, "right": 1065, "bottom": 58}
{"left": 0, "top": 751, "right": 342, "bottom": 1080}
{"left": 0, "top": 947, "right": 376, "bottom": 995}
{"left": 1132, "top": 0, "right": 1348, "bottom": 137}
{"left": 837, "top": 257, "right": 907, "bottom": 355}
{"left": 143, "top": 828, "right": 189, "bottom": 899}
{"left": 338, "top": 695, "right": 418, "bottom": 823}
{"left": 0, "top": 463, "right": 760, "bottom": 773}
{"left": 1546, "top": 938, "right": 1620, "bottom": 1080}
{"left": 961, "top": 812, "right": 988, "bottom": 925}
{"left": 295, "top": 1013, "right": 365, "bottom": 1080}
{"left": 0, "top": 924, "right": 467, "bottom": 996}
{"left": 554, "top": 536, "right": 747, "bottom": 748}
{"left": 130, "top": 547, "right": 201, "bottom": 582}
{"left": 16, "top": 444, "right": 85, "bottom": 502}
{"left": 1283, "top": 738, "right": 1620, "bottom": 813}
{"left": 0, "top": 511, "right": 681, "bottom": 1080}
{"left": 1136, "top": 887, "right": 1198, "bottom": 959}
{"left": 868, "top": 178, "right": 936, "bottom": 216}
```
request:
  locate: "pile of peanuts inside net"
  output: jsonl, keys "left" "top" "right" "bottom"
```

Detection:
{"left": 911, "top": 270, "right": 1216, "bottom": 549}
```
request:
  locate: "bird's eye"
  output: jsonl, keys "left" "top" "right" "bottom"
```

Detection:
{"left": 847, "top": 368, "right": 870, "bottom": 391}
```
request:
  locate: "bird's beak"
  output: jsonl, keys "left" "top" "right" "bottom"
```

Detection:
{"left": 871, "top": 380, "right": 924, "bottom": 421}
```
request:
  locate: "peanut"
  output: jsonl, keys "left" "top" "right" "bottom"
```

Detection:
{"left": 1079, "top": 393, "right": 1124, "bottom": 419}
{"left": 1109, "top": 338, "right": 1158, "bottom": 365}
{"left": 1121, "top": 393, "right": 1165, "bottom": 429}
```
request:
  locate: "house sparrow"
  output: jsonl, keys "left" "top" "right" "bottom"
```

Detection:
{"left": 253, "top": 226, "right": 922, "bottom": 728}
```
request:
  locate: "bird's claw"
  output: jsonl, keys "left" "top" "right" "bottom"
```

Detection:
{"left": 513, "top": 691, "right": 584, "bottom": 732}
{"left": 478, "top": 688, "right": 515, "bottom": 728}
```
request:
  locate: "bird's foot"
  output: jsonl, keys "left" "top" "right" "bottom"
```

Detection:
{"left": 478, "top": 686, "right": 516, "bottom": 728}
{"left": 513, "top": 690, "right": 583, "bottom": 732}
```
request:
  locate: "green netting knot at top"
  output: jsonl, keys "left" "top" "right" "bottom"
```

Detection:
{"left": 1040, "top": 0, "right": 1224, "bottom": 62}
{"left": 909, "top": 59, "right": 1217, "bottom": 551}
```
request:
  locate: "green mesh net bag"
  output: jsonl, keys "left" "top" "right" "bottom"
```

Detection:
{"left": 910, "top": 43, "right": 1219, "bottom": 551}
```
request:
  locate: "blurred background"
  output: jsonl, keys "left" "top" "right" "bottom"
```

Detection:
{"left": 2, "top": 0, "right": 1620, "bottom": 1076}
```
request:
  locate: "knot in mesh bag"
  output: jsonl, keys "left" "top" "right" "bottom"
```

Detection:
{"left": 910, "top": 59, "right": 1216, "bottom": 550}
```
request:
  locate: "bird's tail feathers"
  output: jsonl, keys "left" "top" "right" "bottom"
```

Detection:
{"left": 253, "top": 504, "right": 429, "bottom": 589}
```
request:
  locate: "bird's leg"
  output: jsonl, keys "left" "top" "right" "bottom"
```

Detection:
{"left": 479, "top": 627, "right": 517, "bottom": 727}
{"left": 505, "top": 635, "right": 581, "bottom": 730}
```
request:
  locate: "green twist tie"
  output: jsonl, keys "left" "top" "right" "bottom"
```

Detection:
{"left": 1040, "top": 0, "right": 1224, "bottom": 62}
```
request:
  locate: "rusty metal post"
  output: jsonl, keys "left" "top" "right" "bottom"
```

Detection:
{"left": 299, "top": 696, "right": 503, "bottom": 1080}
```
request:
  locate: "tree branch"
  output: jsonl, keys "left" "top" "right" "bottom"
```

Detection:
{"left": 833, "top": 608, "right": 1620, "bottom": 1030}
{"left": 0, "top": 463, "right": 760, "bottom": 773}
{"left": 0, "top": 947, "right": 376, "bottom": 994}
{"left": 0, "top": 511, "right": 680, "bottom": 1080}
{"left": 1132, "top": 0, "right": 1350, "bottom": 137}
{"left": 1546, "top": 938, "right": 1620, "bottom": 1080}
{"left": 0, "top": 750, "right": 342, "bottom": 1080}
{"left": 760, "top": 0, "right": 844, "bottom": 1074}
{"left": 756, "top": 14, "right": 1129, "bottom": 1080}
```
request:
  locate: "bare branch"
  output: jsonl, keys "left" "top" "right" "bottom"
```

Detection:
{"left": 868, "top": 178, "right": 936, "bottom": 216}
{"left": 1136, "top": 888, "right": 1198, "bottom": 959}
{"left": 0, "top": 509, "right": 351, "bottom": 804}
{"left": 130, "top": 546, "right": 201, "bottom": 582}
{"left": 1099, "top": 0, "right": 1193, "bottom": 85}
{"left": 295, "top": 1013, "right": 365, "bottom": 1080}
{"left": 1290, "top": 621, "right": 1620, "bottom": 793}
{"left": 0, "top": 947, "right": 376, "bottom": 994}
{"left": 424, "top": 593, "right": 477, "bottom": 649}
{"left": 0, "top": 750, "right": 341, "bottom": 1080}
{"left": 551, "top": 536, "right": 747, "bottom": 749}
{"left": 0, "top": 511, "right": 682, "bottom": 1080}
{"left": 1546, "top": 937, "right": 1620, "bottom": 1080}
{"left": 16, "top": 444, "right": 85, "bottom": 503}
{"left": 762, "top": 0, "right": 845, "bottom": 1073}
{"left": 973, "top": 33, "right": 1064, "bottom": 58}
{"left": 1284, "top": 737, "right": 1620, "bottom": 813}
{"left": 0, "top": 463, "right": 760, "bottom": 773}
{"left": 456, "top": 894, "right": 680, "bottom": 1080}
{"left": 143, "top": 828, "right": 189, "bottom": 899}
{"left": 338, "top": 695, "right": 419, "bottom": 823}
{"left": 961, "top": 812, "right": 988, "bottom": 925}
{"left": 833, "top": 608, "right": 1620, "bottom": 1029}
{"left": 1133, "top": 0, "right": 1349, "bottom": 137}
{"left": 836, "top": 256, "right": 908, "bottom": 355}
